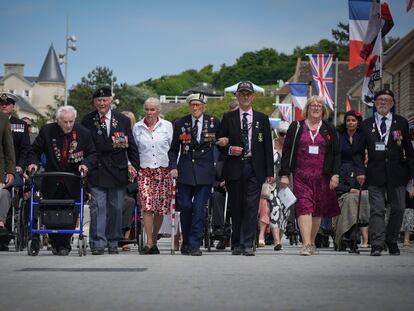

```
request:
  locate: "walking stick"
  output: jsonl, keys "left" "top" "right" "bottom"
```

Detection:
{"left": 349, "top": 184, "right": 363, "bottom": 254}
{"left": 170, "top": 176, "right": 177, "bottom": 255}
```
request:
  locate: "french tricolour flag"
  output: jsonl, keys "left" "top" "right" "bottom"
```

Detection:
{"left": 349, "top": 0, "right": 372, "bottom": 70}
{"left": 288, "top": 82, "right": 307, "bottom": 121}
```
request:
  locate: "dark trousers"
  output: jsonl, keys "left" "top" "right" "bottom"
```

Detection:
{"left": 226, "top": 160, "right": 261, "bottom": 249}
{"left": 368, "top": 185, "right": 405, "bottom": 247}
{"left": 178, "top": 183, "right": 211, "bottom": 249}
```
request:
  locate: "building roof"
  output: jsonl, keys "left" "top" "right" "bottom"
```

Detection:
{"left": 283, "top": 58, "right": 366, "bottom": 113}
{"left": 15, "top": 95, "right": 41, "bottom": 115}
{"left": 384, "top": 28, "right": 414, "bottom": 63}
{"left": 37, "top": 44, "right": 64, "bottom": 83}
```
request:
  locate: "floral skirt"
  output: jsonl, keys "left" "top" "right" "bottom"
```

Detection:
{"left": 402, "top": 208, "right": 414, "bottom": 232}
{"left": 138, "top": 167, "right": 172, "bottom": 215}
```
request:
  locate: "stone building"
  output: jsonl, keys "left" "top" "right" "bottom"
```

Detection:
{"left": 0, "top": 44, "right": 65, "bottom": 119}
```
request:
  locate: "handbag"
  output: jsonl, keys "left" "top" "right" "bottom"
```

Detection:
{"left": 261, "top": 183, "right": 272, "bottom": 199}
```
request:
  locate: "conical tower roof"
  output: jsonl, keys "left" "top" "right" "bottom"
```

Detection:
{"left": 38, "top": 44, "right": 64, "bottom": 82}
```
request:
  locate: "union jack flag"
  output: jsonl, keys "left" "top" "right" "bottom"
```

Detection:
{"left": 277, "top": 103, "right": 292, "bottom": 123}
{"left": 307, "top": 54, "right": 335, "bottom": 111}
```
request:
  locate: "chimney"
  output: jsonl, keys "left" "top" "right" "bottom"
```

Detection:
{"left": 4, "top": 64, "right": 25, "bottom": 77}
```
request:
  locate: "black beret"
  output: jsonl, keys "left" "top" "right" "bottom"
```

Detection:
{"left": 374, "top": 89, "right": 394, "bottom": 100}
{"left": 92, "top": 86, "right": 112, "bottom": 99}
{"left": 0, "top": 93, "right": 16, "bottom": 105}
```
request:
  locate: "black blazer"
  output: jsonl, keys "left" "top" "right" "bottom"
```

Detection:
{"left": 168, "top": 114, "right": 220, "bottom": 186}
{"left": 354, "top": 114, "right": 414, "bottom": 187}
{"left": 29, "top": 123, "right": 96, "bottom": 200}
{"left": 279, "top": 120, "right": 341, "bottom": 177}
{"left": 82, "top": 110, "right": 140, "bottom": 188}
{"left": 217, "top": 109, "right": 274, "bottom": 183}
{"left": 9, "top": 116, "right": 31, "bottom": 170}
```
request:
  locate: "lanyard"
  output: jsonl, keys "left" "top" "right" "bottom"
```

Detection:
{"left": 306, "top": 120, "right": 322, "bottom": 144}
{"left": 374, "top": 117, "right": 390, "bottom": 142}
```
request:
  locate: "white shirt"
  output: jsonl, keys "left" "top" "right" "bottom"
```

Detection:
{"left": 374, "top": 111, "right": 392, "bottom": 144}
{"left": 191, "top": 115, "right": 203, "bottom": 143}
{"left": 132, "top": 118, "right": 173, "bottom": 169}
{"left": 239, "top": 108, "right": 253, "bottom": 156}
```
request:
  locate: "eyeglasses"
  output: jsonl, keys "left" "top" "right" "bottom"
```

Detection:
{"left": 278, "top": 132, "right": 286, "bottom": 137}
{"left": 376, "top": 97, "right": 393, "bottom": 103}
{"left": 0, "top": 102, "right": 13, "bottom": 106}
{"left": 190, "top": 103, "right": 203, "bottom": 108}
{"left": 309, "top": 104, "right": 323, "bottom": 109}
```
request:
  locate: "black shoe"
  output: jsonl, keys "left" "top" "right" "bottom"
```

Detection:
{"left": 0, "top": 244, "right": 9, "bottom": 252}
{"left": 51, "top": 247, "right": 58, "bottom": 256}
{"left": 91, "top": 248, "right": 104, "bottom": 255}
{"left": 213, "top": 228, "right": 225, "bottom": 237}
{"left": 141, "top": 245, "right": 151, "bottom": 255}
{"left": 232, "top": 246, "right": 243, "bottom": 255}
{"left": 108, "top": 247, "right": 119, "bottom": 254}
{"left": 190, "top": 248, "right": 202, "bottom": 256}
{"left": 58, "top": 248, "right": 70, "bottom": 256}
{"left": 370, "top": 245, "right": 382, "bottom": 256}
{"left": 149, "top": 245, "right": 160, "bottom": 255}
{"left": 243, "top": 247, "right": 255, "bottom": 256}
{"left": 274, "top": 244, "right": 282, "bottom": 251}
{"left": 386, "top": 242, "right": 400, "bottom": 256}
{"left": 216, "top": 240, "right": 226, "bottom": 250}
{"left": 180, "top": 245, "right": 190, "bottom": 255}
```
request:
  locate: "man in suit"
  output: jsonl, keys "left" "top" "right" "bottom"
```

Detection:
{"left": 82, "top": 86, "right": 139, "bottom": 255}
{"left": 169, "top": 93, "right": 220, "bottom": 256}
{"left": 0, "top": 92, "right": 30, "bottom": 251}
{"left": 217, "top": 81, "right": 274, "bottom": 256}
{"left": 27, "top": 105, "right": 96, "bottom": 255}
{"left": 355, "top": 89, "right": 414, "bottom": 256}
{"left": 0, "top": 112, "right": 15, "bottom": 247}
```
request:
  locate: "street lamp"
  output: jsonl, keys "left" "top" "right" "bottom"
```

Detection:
{"left": 59, "top": 17, "right": 76, "bottom": 106}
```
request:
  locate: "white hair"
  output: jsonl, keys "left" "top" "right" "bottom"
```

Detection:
{"left": 144, "top": 97, "right": 161, "bottom": 111}
{"left": 56, "top": 105, "right": 77, "bottom": 120}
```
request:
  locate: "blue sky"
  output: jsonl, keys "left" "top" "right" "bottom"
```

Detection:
{"left": 1, "top": 0, "right": 413, "bottom": 88}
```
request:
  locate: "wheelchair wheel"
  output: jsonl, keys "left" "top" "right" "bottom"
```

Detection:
{"left": 82, "top": 237, "right": 87, "bottom": 256}
{"left": 27, "top": 238, "right": 40, "bottom": 256}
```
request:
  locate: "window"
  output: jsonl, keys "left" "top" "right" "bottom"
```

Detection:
{"left": 24, "top": 90, "right": 30, "bottom": 97}
{"left": 9, "top": 89, "right": 15, "bottom": 94}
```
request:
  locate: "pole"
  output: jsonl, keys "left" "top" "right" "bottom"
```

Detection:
{"left": 64, "top": 16, "right": 69, "bottom": 106}
{"left": 334, "top": 54, "right": 339, "bottom": 126}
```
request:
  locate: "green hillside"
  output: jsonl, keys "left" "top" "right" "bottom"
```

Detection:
{"left": 164, "top": 95, "right": 276, "bottom": 122}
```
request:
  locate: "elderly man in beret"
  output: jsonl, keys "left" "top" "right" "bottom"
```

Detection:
{"left": 82, "top": 86, "right": 139, "bottom": 255}
{"left": 0, "top": 112, "right": 15, "bottom": 247}
{"left": 355, "top": 89, "right": 414, "bottom": 256}
{"left": 169, "top": 93, "right": 220, "bottom": 256}
{"left": 0, "top": 93, "right": 30, "bottom": 251}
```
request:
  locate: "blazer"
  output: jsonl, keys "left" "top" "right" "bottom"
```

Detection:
{"left": 354, "top": 114, "right": 414, "bottom": 187}
{"left": 9, "top": 115, "right": 31, "bottom": 170}
{"left": 0, "top": 112, "right": 15, "bottom": 179}
{"left": 82, "top": 110, "right": 140, "bottom": 188}
{"left": 168, "top": 114, "right": 220, "bottom": 186}
{"left": 29, "top": 123, "right": 96, "bottom": 200}
{"left": 279, "top": 119, "right": 341, "bottom": 177}
{"left": 217, "top": 109, "right": 274, "bottom": 183}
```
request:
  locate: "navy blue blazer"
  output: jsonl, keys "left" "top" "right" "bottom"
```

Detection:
{"left": 354, "top": 114, "right": 414, "bottom": 187}
{"left": 168, "top": 114, "right": 220, "bottom": 186}
{"left": 81, "top": 110, "right": 139, "bottom": 188}
{"left": 217, "top": 109, "right": 274, "bottom": 183}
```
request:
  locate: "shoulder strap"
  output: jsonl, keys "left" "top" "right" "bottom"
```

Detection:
{"left": 289, "top": 121, "right": 301, "bottom": 169}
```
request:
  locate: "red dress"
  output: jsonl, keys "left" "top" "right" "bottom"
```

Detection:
{"left": 293, "top": 122, "right": 340, "bottom": 217}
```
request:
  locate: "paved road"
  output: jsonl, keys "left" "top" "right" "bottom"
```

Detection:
{"left": 0, "top": 239, "right": 413, "bottom": 311}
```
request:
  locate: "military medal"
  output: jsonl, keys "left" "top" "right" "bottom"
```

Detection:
{"left": 258, "top": 133, "right": 263, "bottom": 142}
{"left": 98, "top": 129, "right": 102, "bottom": 135}
{"left": 210, "top": 117, "right": 214, "bottom": 128}
{"left": 255, "top": 121, "right": 259, "bottom": 129}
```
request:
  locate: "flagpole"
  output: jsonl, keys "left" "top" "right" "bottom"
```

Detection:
{"left": 334, "top": 51, "right": 339, "bottom": 126}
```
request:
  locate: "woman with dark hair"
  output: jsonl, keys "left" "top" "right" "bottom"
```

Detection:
{"left": 334, "top": 110, "right": 370, "bottom": 250}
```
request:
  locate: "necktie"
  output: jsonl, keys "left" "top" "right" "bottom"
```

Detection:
{"left": 380, "top": 116, "right": 387, "bottom": 141}
{"left": 192, "top": 119, "right": 199, "bottom": 143}
{"left": 242, "top": 112, "right": 249, "bottom": 155}
{"left": 101, "top": 115, "right": 106, "bottom": 123}
{"left": 61, "top": 134, "right": 69, "bottom": 168}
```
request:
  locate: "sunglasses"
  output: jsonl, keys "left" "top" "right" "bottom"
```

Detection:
{"left": 278, "top": 132, "right": 286, "bottom": 137}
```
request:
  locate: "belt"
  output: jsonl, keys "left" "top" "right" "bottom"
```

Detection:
{"left": 241, "top": 156, "right": 252, "bottom": 162}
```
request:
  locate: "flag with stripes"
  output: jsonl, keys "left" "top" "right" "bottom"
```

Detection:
{"left": 307, "top": 54, "right": 335, "bottom": 111}
{"left": 277, "top": 103, "right": 293, "bottom": 123}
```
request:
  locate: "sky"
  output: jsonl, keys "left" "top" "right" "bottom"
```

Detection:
{"left": 1, "top": 0, "right": 413, "bottom": 89}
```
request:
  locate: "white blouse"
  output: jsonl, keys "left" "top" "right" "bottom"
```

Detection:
{"left": 132, "top": 118, "right": 173, "bottom": 169}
